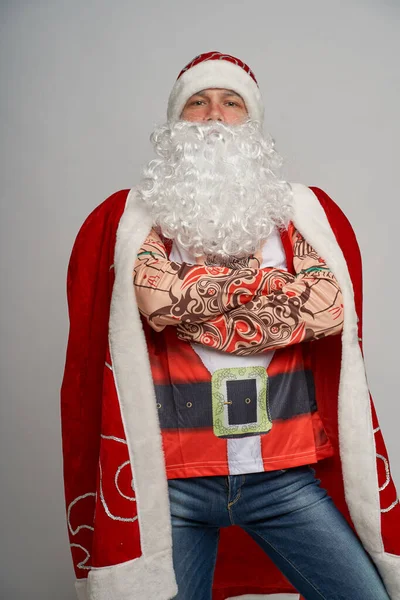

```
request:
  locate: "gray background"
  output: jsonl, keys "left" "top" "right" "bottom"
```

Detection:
{"left": 1, "top": 1, "right": 399, "bottom": 599}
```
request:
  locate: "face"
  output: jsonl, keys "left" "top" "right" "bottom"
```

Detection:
{"left": 180, "top": 88, "right": 248, "bottom": 124}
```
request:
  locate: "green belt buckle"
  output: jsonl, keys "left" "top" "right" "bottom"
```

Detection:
{"left": 211, "top": 366, "right": 271, "bottom": 439}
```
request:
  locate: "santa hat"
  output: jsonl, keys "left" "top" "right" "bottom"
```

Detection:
{"left": 167, "top": 51, "right": 264, "bottom": 124}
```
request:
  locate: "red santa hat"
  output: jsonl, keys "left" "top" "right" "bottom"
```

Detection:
{"left": 167, "top": 51, "right": 264, "bottom": 124}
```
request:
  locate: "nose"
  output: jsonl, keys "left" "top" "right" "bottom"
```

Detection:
{"left": 205, "top": 102, "right": 224, "bottom": 122}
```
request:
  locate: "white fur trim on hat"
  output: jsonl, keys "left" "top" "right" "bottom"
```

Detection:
{"left": 167, "top": 59, "right": 264, "bottom": 124}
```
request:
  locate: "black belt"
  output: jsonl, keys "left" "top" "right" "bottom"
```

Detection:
{"left": 155, "top": 370, "right": 316, "bottom": 430}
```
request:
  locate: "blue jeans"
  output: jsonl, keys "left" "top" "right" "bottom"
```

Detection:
{"left": 167, "top": 466, "right": 390, "bottom": 600}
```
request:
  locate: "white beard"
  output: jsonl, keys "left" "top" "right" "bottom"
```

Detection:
{"left": 136, "top": 119, "right": 293, "bottom": 261}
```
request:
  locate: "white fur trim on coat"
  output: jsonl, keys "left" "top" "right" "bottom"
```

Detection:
{"left": 75, "top": 579, "right": 88, "bottom": 600}
{"left": 87, "top": 549, "right": 177, "bottom": 600}
{"left": 167, "top": 59, "right": 264, "bottom": 123}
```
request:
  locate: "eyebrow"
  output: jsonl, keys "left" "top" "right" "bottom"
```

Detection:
{"left": 194, "top": 90, "right": 243, "bottom": 99}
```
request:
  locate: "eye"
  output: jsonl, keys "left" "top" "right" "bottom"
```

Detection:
{"left": 225, "top": 100, "right": 243, "bottom": 108}
{"left": 191, "top": 100, "right": 205, "bottom": 106}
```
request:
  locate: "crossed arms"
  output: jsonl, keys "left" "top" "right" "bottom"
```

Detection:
{"left": 133, "top": 227, "right": 343, "bottom": 355}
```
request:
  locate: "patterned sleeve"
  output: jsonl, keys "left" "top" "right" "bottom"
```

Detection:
{"left": 133, "top": 228, "right": 287, "bottom": 332}
{"left": 176, "top": 228, "right": 344, "bottom": 355}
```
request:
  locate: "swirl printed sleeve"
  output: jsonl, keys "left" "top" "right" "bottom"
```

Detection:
{"left": 133, "top": 228, "right": 280, "bottom": 332}
{"left": 176, "top": 227, "right": 344, "bottom": 355}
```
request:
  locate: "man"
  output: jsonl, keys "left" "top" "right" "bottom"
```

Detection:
{"left": 61, "top": 52, "right": 400, "bottom": 600}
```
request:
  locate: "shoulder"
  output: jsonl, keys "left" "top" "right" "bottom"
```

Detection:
{"left": 290, "top": 183, "right": 351, "bottom": 229}
{"left": 67, "top": 189, "right": 132, "bottom": 281}
{"left": 77, "top": 189, "right": 130, "bottom": 235}
{"left": 308, "top": 186, "right": 354, "bottom": 233}
{"left": 290, "top": 183, "right": 360, "bottom": 249}
{"left": 71, "top": 189, "right": 130, "bottom": 251}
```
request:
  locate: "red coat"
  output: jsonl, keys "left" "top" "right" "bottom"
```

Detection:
{"left": 61, "top": 183, "right": 400, "bottom": 600}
